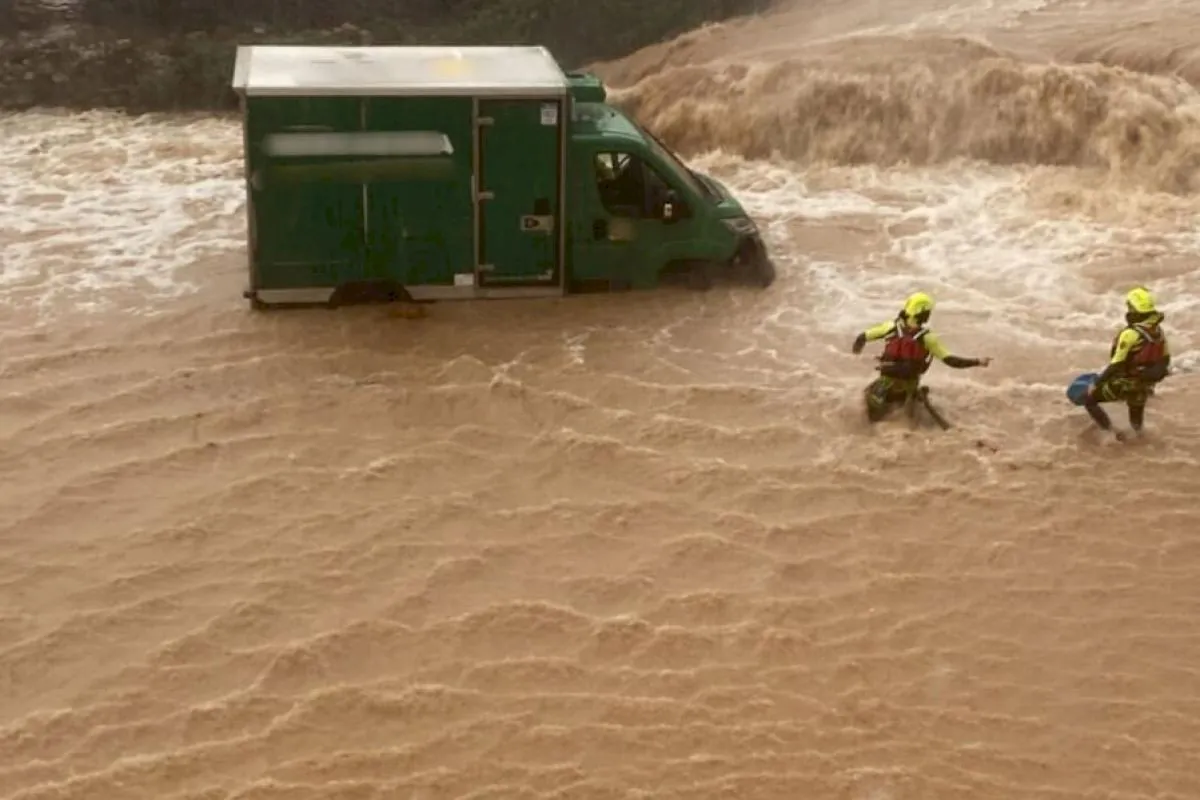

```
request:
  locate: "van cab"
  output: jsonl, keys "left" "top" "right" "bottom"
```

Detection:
{"left": 567, "top": 73, "right": 773, "bottom": 292}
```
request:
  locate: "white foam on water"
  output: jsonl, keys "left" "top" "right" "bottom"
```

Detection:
{"left": 696, "top": 153, "right": 1200, "bottom": 405}
{"left": 884, "top": 171, "right": 1200, "bottom": 376}
{"left": 709, "top": 156, "right": 1200, "bottom": 317}
{"left": 691, "top": 153, "right": 904, "bottom": 221}
{"left": 0, "top": 110, "right": 246, "bottom": 315}
{"left": 887, "top": 172, "right": 1113, "bottom": 332}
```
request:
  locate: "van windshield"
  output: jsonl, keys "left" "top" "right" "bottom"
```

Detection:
{"left": 632, "top": 121, "right": 720, "bottom": 203}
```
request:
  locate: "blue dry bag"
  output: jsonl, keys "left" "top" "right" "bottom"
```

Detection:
{"left": 1066, "top": 372, "right": 1099, "bottom": 406}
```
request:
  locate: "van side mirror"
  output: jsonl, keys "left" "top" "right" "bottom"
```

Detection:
{"left": 660, "top": 190, "right": 680, "bottom": 223}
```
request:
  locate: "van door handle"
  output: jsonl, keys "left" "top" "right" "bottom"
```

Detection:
{"left": 592, "top": 219, "right": 608, "bottom": 239}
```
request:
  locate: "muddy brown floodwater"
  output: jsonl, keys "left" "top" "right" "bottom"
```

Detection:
{"left": 2, "top": 0, "right": 1199, "bottom": 797}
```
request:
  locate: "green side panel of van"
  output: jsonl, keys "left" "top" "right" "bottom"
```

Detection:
{"left": 361, "top": 97, "right": 475, "bottom": 286}
{"left": 244, "top": 97, "right": 366, "bottom": 290}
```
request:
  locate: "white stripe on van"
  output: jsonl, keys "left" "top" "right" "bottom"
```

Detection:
{"left": 263, "top": 131, "right": 454, "bottom": 157}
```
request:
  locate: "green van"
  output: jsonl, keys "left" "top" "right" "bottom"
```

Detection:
{"left": 230, "top": 44, "right": 776, "bottom": 308}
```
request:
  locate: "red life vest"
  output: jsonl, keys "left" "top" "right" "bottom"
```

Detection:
{"left": 880, "top": 319, "right": 933, "bottom": 378}
{"left": 1113, "top": 324, "right": 1167, "bottom": 380}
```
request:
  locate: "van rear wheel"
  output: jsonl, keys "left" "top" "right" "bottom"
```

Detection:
{"left": 328, "top": 280, "right": 413, "bottom": 308}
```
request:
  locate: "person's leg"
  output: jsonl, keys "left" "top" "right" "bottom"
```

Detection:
{"left": 1084, "top": 379, "right": 1127, "bottom": 436}
{"left": 1083, "top": 393, "right": 1113, "bottom": 430}
{"left": 904, "top": 381, "right": 932, "bottom": 424}
{"left": 1128, "top": 402, "right": 1145, "bottom": 432}
{"left": 1126, "top": 384, "right": 1148, "bottom": 433}
{"left": 865, "top": 376, "right": 904, "bottom": 422}
{"left": 914, "top": 385, "right": 951, "bottom": 430}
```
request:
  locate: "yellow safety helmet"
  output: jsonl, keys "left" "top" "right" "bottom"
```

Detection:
{"left": 902, "top": 291, "right": 935, "bottom": 323}
{"left": 1125, "top": 286, "right": 1156, "bottom": 315}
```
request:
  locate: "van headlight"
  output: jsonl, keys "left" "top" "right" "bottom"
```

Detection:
{"left": 721, "top": 216, "right": 758, "bottom": 235}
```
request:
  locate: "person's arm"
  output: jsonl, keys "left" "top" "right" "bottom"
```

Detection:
{"left": 923, "top": 331, "right": 991, "bottom": 368}
{"left": 1091, "top": 328, "right": 1140, "bottom": 387}
{"left": 851, "top": 321, "right": 895, "bottom": 353}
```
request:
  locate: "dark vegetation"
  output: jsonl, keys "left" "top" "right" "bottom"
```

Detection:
{"left": 0, "top": 0, "right": 771, "bottom": 112}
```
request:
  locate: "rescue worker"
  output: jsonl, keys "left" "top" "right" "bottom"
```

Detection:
{"left": 851, "top": 291, "right": 992, "bottom": 422}
{"left": 1083, "top": 286, "right": 1171, "bottom": 441}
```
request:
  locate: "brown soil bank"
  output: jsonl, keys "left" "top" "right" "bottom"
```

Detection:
{"left": 0, "top": 0, "right": 772, "bottom": 112}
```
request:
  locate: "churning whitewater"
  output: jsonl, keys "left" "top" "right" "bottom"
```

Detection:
{"left": 2, "top": 0, "right": 1199, "bottom": 798}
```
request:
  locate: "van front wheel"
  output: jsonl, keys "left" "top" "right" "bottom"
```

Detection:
{"left": 657, "top": 259, "right": 715, "bottom": 291}
{"left": 731, "top": 238, "right": 775, "bottom": 288}
{"left": 750, "top": 255, "right": 775, "bottom": 287}
{"left": 687, "top": 262, "right": 714, "bottom": 291}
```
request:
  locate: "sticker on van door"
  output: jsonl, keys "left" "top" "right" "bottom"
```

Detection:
{"left": 540, "top": 103, "right": 558, "bottom": 126}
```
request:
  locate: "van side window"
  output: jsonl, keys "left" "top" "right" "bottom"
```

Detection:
{"left": 593, "top": 151, "right": 675, "bottom": 219}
